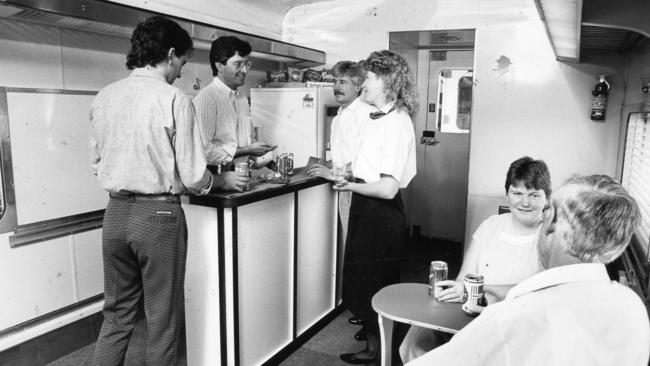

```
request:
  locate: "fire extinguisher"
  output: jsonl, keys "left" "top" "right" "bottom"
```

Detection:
{"left": 590, "top": 75, "right": 610, "bottom": 121}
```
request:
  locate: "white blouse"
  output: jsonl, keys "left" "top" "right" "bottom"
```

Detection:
{"left": 352, "top": 103, "right": 416, "bottom": 188}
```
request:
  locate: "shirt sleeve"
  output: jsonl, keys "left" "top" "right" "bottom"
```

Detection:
{"left": 406, "top": 304, "right": 509, "bottom": 366}
{"left": 193, "top": 92, "right": 235, "bottom": 164}
{"left": 174, "top": 93, "right": 213, "bottom": 194}
{"left": 379, "top": 116, "right": 412, "bottom": 183}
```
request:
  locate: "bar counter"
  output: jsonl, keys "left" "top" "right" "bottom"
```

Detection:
{"left": 182, "top": 168, "right": 340, "bottom": 366}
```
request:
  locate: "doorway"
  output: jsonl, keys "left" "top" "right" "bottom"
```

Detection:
{"left": 390, "top": 30, "right": 475, "bottom": 244}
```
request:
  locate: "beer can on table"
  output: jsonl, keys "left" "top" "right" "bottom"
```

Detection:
{"left": 462, "top": 273, "right": 485, "bottom": 316}
{"left": 235, "top": 162, "right": 250, "bottom": 191}
{"left": 428, "top": 261, "right": 448, "bottom": 299}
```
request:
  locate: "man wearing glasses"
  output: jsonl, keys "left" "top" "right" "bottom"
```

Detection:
{"left": 194, "top": 36, "right": 276, "bottom": 173}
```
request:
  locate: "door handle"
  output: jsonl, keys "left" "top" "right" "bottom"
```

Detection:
{"left": 420, "top": 130, "right": 439, "bottom": 145}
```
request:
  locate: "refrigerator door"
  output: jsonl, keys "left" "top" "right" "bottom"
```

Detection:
{"left": 251, "top": 87, "right": 335, "bottom": 168}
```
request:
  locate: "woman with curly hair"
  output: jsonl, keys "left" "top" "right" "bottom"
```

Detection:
{"left": 335, "top": 50, "right": 417, "bottom": 364}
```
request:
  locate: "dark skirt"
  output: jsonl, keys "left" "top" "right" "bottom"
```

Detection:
{"left": 342, "top": 191, "right": 406, "bottom": 329}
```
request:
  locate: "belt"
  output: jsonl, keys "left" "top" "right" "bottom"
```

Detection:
{"left": 351, "top": 177, "right": 366, "bottom": 183}
{"left": 109, "top": 192, "right": 180, "bottom": 203}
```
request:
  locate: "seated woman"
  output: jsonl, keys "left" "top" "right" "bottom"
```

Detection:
{"left": 399, "top": 156, "right": 552, "bottom": 363}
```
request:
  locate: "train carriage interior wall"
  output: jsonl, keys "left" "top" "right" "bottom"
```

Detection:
{"left": 0, "top": 0, "right": 649, "bottom": 365}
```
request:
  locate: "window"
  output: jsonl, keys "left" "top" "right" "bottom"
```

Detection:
{"left": 621, "top": 112, "right": 650, "bottom": 263}
{"left": 437, "top": 69, "right": 473, "bottom": 133}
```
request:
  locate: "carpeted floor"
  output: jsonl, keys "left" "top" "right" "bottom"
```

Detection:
{"left": 46, "top": 236, "right": 462, "bottom": 366}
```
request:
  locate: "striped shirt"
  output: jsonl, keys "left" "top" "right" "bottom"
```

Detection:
{"left": 89, "top": 68, "right": 213, "bottom": 195}
{"left": 193, "top": 77, "right": 255, "bottom": 165}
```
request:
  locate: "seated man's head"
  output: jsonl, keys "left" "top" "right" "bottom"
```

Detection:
{"left": 538, "top": 175, "right": 640, "bottom": 269}
{"left": 331, "top": 61, "right": 366, "bottom": 107}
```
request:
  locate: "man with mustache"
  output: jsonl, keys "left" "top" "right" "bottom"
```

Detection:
{"left": 194, "top": 36, "right": 276, "bottom": 176}
{"left": 307, "top": 60, "right": 375, "bottom": 340}
{"left": 407, "top": 175, "right": 650, "bottom": 366}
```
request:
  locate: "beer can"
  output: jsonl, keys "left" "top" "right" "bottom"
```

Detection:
{"left": 286, "top": 153, "right": 294, "bottom": 176}
{"left": 428, "top": 261, "right": 448, "bottom": 299}
{"left": 462, "top": 273, "right": 485, "bottom": 316}
{"left": 235, "top": 162, "right": 250, "bottom": 191}
{"left": 278, "top": 153, "right": 288, "bottom": 176}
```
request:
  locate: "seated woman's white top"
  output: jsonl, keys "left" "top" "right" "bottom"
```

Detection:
{"left": 474, "top": 213, "right": 543, "bottom": 284}
{"left": 352, "top": 104, "right": 416, "bottom": 188}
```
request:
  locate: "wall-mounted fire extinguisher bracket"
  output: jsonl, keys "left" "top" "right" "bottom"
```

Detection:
{"left": 590, "top": 75, "right": 610, "bottom": 121}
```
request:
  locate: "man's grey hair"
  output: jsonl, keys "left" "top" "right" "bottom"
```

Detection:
{"left": 552, "top": 174, "right": 640, "bottom": 264}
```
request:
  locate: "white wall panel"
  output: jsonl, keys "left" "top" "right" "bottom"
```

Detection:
{"left": 72, "top": 229, "right": 103, "bottom": 301}
{"left": 296, "top": 185, "right": 336, "bottom": 335}
{"left": 0, "top": 235, "right": 75, "bottom": 330}
{"left": 237, "top": 194, "right": 294, "bottom": 366}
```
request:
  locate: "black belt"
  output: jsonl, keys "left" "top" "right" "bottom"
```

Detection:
{"left": 351, "top": 178, "right": 366, "bottom": 183}
{"left": 109, "top": 192, "right": 180, "bottom": 203}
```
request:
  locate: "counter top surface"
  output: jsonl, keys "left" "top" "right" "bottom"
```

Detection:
{"left": 188, "top": 168, "right": 331, "bottom": 208}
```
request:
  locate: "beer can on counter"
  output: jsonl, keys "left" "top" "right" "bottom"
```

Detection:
{"left": 278, "top": 153, "right": 288, "bottom": 176}
{"left": 428, "top": 261, "right": 448, "bottom": 299}
{"left": 286, "top": 153, "right": 294, "bottom": 176}
{"left": 235, "top": 162, "right": 250, "bottom": 191}
{"left": 462, "top": 273, "right": 486, "bottom": 316}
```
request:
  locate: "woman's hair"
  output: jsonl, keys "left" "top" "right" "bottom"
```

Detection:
{"left": 551, "top": 175, "right": 640, "bottom": 263}
{"left": 126, "top": 16, "right": 193, "bottom": 70}
{"left": 209, "top": 36, "right": 252, "bottom": 76}
{"left": 504, "top": 156, "right": 552, "bottom": 198}
{"left": 331, "top": 61, "right": 366, "bottom": 88}
{"left": 365, "top": 50, "right": 419, "bottom": 117}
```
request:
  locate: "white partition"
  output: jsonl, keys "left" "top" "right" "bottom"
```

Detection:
{"left": 237, "top": 193, "right": 294, "bottom": 366}
{"left": 296, "top": 185, "right": 337, "bottom": 335}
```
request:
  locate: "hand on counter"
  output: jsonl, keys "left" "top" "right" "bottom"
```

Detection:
{"left": 211, "top": 171, "right": 249, "bottom": 192}
{"left": 307, "top": 163, "right": 333, "bottom": 180}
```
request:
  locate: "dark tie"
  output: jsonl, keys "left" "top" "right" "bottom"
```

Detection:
{"left": 369, "top": 106, "right": 395, "bottom": 120}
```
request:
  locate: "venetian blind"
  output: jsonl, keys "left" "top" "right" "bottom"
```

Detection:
{"left": 622, "top": 112, "right": 650, "bottom": 261}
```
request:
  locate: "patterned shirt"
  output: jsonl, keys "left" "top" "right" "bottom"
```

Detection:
{"left": 193, "top": 77, "right": 255, "bottom": 165}
{"left": 330, "top": 97, "right": 375, "bottom": 168}
{"left": 89, "top": 68, "right": 213, "bottom": 195}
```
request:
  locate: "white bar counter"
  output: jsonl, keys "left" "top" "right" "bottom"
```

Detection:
{"left": 183, "top": 168, "right": 339, "bottom": 366}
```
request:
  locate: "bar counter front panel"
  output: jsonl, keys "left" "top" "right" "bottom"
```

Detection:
{"left": 183, "top": 170, "right": 338, "bottom": 366}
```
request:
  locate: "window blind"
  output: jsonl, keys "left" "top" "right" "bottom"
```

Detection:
{"left": 622, "top": 112, "right": 650, "bottom": 262}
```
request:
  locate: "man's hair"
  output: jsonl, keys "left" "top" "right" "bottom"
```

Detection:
{"left": 504, "top": 156, "right": 552, "bottom": 198}
{"left": 552, "top": 174, "right": 640, "bottom": 263}
{"left": 365, "top": 50, "right": 419, "bottom": 117}
{"left": 331, "top": 61, "right": 366, "bottom": 87}
{"left": 126, "top": 16, "right": 193, "bottom": 70}
{"left": 209, "top": 36, "right": 252, "bottom": 76}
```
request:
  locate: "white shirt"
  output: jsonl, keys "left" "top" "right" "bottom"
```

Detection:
{"left": 473, "top": 214, "right": 542, "bottom": 284}
{"left": 192, "top": 77, "right": 255, "bottom": 165}
{"left": 407, "top": 263, "right": 650, "bottom": 366}
{"left": 352, "top": 103, "right": 416, "bottom": 188}
{"left": 330, "top": 97, "right": 375, "bottom": 167}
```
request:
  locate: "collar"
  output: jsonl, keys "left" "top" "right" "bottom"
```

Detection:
{"left": 506, "top": 263, "right": 610, "bottom": 300}
{"left": 130, "top": 67, "right": 167, "bottom": 83}
{"left": 341, "top": 97, "right": 364, "bottom": 113}
{"left": 213, "top": 77, "right": 240, "bottom": 97}
{"left": 378, "top": 101, "right": 396, "bottom": 113}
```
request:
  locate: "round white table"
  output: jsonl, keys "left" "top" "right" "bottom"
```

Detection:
{"left": 371, "top": 283, "right": 475, "bottom": 366}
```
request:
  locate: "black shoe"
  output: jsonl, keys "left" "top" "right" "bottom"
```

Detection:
{"left": 339, "top": 350, "right": 377, "bottom": 365}
{"left": 354, "top": 327, "right": 367, "bottom": 341}
{"left": 348, "top": 316, "right": 364, "bottom": 325}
